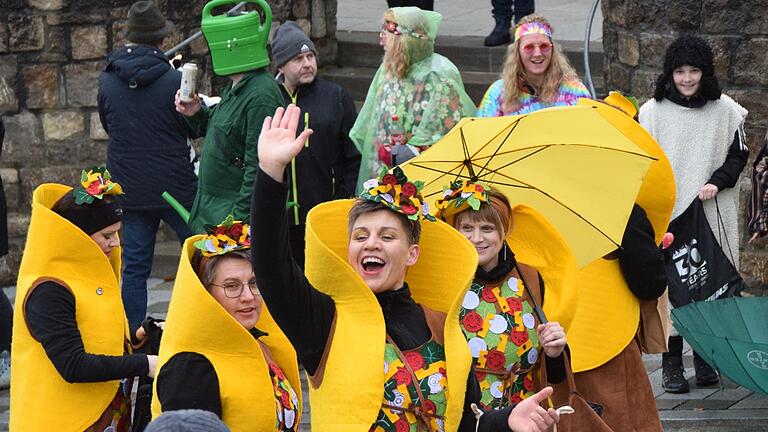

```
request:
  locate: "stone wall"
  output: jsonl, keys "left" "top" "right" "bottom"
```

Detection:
{"left": 0, "top": 0, "right": 337, "bottom": 284}
{"left": 602, "top": 0, "right": 768, "bottom": 294}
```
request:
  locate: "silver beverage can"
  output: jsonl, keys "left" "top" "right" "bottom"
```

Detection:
{"left": 179, "top": 63, "right": 198, "bottom": 102}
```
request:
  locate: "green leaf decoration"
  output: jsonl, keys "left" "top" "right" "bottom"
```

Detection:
{"left": 421, "top": 342, "right": 445, "bottom": 364}
{"left": 221, "top": 214, "right": 235, "bottom": 228}
{"left": 102, "top": 169, "right": 111, "bottom": 181}
{"left": 468, "top": 196, "right": 481, "bottom": 211}
{"left": 393, "top": 166, "right": 407, "bottom": 184}
{"left": 80, "top": 170, "right": 89, "bottom": 183}
{"left": 413, "top": 180, "right": 425, "bottom": 190}
{"left": 73, "top": 187, "right": 94, "bottom": 205}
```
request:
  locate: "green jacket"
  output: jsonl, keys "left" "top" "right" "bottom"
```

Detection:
{"left": 185, "top": 69, "right": 283, "bottom": 233}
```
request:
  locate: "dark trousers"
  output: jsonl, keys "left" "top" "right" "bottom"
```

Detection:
{"left": 386, "top": 0, "right": 434, "bottom": 10}
{"left": 121, "top": 208, "right": 192, "bottom": 330}
{"left": 0, "top": 290, "right": 12, "bottom": 352}
{"left": 492, "top": 0, "right": 535, "bottom": 22}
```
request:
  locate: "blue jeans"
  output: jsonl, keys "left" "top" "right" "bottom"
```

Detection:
{"left": 121, "top": 209, "right": 191, "bottom": 330}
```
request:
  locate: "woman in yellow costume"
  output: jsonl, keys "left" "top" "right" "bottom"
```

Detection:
{"left": 151, "top": 215, "right": 301, "bottom": 431}
{"left": 435, "top": 183, "right": 567, "bottom": 411}
{"left": 251, "top": 104, "right": 561, "bottom": 432}
{"left": 10, "top": 167, "right": 156, "bottom": 432}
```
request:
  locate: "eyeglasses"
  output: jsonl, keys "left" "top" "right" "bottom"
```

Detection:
{"left": 209, "top": 280, "right": 261, "bottom": 299}
{"left": 381, "top": 21, "right": 401, "bottom": 36}
{"left": 521, "top": 42, "right": 553, "bottom": 54}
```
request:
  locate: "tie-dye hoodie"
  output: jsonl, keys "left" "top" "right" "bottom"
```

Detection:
{"left": 476, "top": 78, "right": 591, "bottom": 117}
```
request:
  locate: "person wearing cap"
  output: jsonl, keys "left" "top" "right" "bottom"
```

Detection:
{"left": 251, "top": 104, "right": 561, "bottom": 431}
{"left": 9, "top": 167, "right": 157, "bottom": 432}
{"left": 98, "top": 0, "right": 197, "bottom": 330}
{"left": 271, "top": 21, "right": 360, "bottom": 268}
{"left": 175, "top": 5, "right": 283, "bottom": 235}
{"left": 350, "top": 7, "right": 476, "bottom": 192}
{"left": 151, "top": 216, "right": 302, "bottom": 431}
{"left": 640, "top": 35, "right": 749, "bottom": 394}
{"left": 435, "top": 184, "right": 569, "bottom": 411}
{"left": 477, "top": 15, "right": 590, "bottom": 117}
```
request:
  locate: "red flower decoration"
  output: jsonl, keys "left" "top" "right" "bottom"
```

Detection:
{"left": 229, "top": 223, "right": 244, "bottom": 239}
{"left": 382, "top": 174, "right": 398, "bottom": 185}
{"left": 510, "top": 392, "right": 523, "bottom": 404}
{"left": 394, "top": 419, "right": 410, "bottom": 432}
{"left": 524, "top": 376, "right": 534, "bottom": 391}
{"left": 86, "top": 181, "right": 102, "bottom": 195}
{"left": 485, "top": 349, "right": 507, "bottom": 370}
{"left": 394, "top": 367, "right": 412, "bottom": 386}
{"left": 506, "top": 297, "right": 522, "bottom": 312}
{"left": 462, "top": 311, "right": 483, "bottom": 332}
{"left": 481, "top": 287, "right": 497, "bottom": 303}
{"left": 214, "top": 226, "right": 228, "bottom": 236}
{"left": 423, "top": 399, "right": 437, "bottom": 414}
{"left": 401, "top": 204, "right": 418, "bottom": 215}
{"left": 510, "top": 330, "right": 529, "bottom": 346}
{"left": 280, "top": 390, "right": 292, "bottom": 408}
{"left": 475, "top": 371, "right": 487, "bottom": 381}
{"left": 475, "top": 184, "right": 485, "bottom": 193}
{"left": 269, "top": 362, "right": 286, "bottom": 380}
{"left": 405, "top": 351, "right": 425, "bottom": 370}
{"left": 401, "top": 182, "right": 417, "bottom": 198}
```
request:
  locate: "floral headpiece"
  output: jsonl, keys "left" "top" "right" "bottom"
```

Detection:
{"left": 434, "top": 180, "right": 491, "bottom": 220}
{"left": 194, "top": 214, "right": 251, "bottom": 257}
{"left": 73, "top": 166, "right": 123, "bottom": 205}
{"left": 382, "top": 20, "right": 432, "bottom": 41}
{"left": 514, "top": 20, "right": 553, "bottom": 41}
{"left": 360, "top": 167, "right": 436, "bottom": 222}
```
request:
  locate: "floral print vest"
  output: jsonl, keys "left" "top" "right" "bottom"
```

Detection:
{"left": 371, "top": 315, "right": 449, "bottom": 431}
{"left": 459, "top": 269, "right": 542, "bottom": 410}
{"left": 260, "top": 342, "right": 300, "bottom": 431}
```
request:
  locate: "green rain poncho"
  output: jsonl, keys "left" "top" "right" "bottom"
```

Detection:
{"left": 349, "top": 7, "right": 477, "bottom": 191}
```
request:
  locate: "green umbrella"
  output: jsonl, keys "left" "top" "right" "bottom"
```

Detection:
{"left": 671, "top": 296, "right": 768, "bottom": 395}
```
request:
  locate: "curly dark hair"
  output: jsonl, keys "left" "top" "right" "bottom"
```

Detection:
{"left": 653, "top": 35, "right": 722, "bottom": 102}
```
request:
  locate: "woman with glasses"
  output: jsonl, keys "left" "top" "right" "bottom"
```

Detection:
{"left": 350, "top": 6, "right": 476, "bottom": 191}
{"left": 476, "top": 15, "right": 590, "bottom": 117}
{"left": 152, "top": 216, "right": 301, "bottom": 431}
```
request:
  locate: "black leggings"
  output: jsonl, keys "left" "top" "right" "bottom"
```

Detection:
{"left": 0, "top": 290, "right": 12, "bottom": 352}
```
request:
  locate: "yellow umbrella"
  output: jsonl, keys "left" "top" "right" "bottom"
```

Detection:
{"left": 399, "top": 105, "right": 656, "bottom": 267}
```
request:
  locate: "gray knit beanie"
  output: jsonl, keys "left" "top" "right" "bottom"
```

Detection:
{"left": 271, "top": 21, "right": 316, "bottom": 68}
{"left": 145, "top": 410, "right": 230, "bottom": 432}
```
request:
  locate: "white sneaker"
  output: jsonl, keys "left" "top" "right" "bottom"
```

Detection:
{"left": 0, "top": 350, "right": 10, "bottom": 389}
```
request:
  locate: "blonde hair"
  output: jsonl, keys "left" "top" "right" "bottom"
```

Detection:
{"left": 382, "top": 9, "right": 409, "bottom": 79}
{"left": 501, "top": 15, "right": 579, "bottom": 113}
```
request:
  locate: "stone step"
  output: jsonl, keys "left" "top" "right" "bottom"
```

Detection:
{"left": 336, "top": 31, "right": 604, "bottom": 76}
{"left": 322, "top": 65, "right": 604, "bottom": 106}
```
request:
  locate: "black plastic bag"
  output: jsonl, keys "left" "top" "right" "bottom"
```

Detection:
{"left": 665, "top": 198, "right": 746, "bottom": 307}
{"left": 131, "top": 317, "right": 164, "bottom": 432}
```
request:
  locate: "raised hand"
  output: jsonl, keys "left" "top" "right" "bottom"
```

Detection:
{"left": 537, "top": 321, "right": 566, "bottom": 358}
{"left": 507, "top": 386, "right": 560, "bottom": 432}
{"left": 174, "top": 89, "right": 201, "bottom": 117}
{"left": 258, "top": 104, "right": 313, "bottom": 182}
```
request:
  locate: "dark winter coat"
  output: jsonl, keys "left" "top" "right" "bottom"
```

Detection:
{"left": 98, "top": 45, "right": 198, "bottom": 210}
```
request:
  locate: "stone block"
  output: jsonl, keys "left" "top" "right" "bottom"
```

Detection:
{"left": 22, "top": 64, "right": 59, "bottom": 109}
{"left": 310, "top": 0, "right": 326, "bottom": 38}
{"left": 702, "top": 0, "right": 768, "bottom": 35}
{"left": 0, "top": 169, "right": 19, "bottom": 185}
{"left": 602, "top": 0, "right": 626, "bottom": 27}
{"left": 8, "top": 14, "right": 44, "bottom": 52}
{"left": 728, "top": 90, "right": 768, "bottom": 140}
{"left": 639, "top": 32, "right": 675, "bottom": 68}
{"left": 606, "top": 61, "right": 631, "bottom": 93}
{"left": 296, "top": 19, "right": 311, "bottom": 37}
{"left": 701, "top": 35, "right": 735, "bottom": 85}
{"left": 666, "top": 0, "right": 702, "bottom": 30}
{"left": 71, "top": 25, "right": 107, "bottom": 60}
{"left": 625, "top": 0, "right": 666, "bottom": 30}
{"left": 602, "top": 28, "right": 618, "bottom": 62}
{"left": 3, "top": 111, "right": 43, "bottom": 165}
{"left": 632, "top": 69, "right": 658, "bottom": 100}
{"left": 42, "top": 111, "right": 84, "bottom": 141}
{"left": 324, "top": 0, "right": 337, "bottom": 35}
{"left": 90, "top": 112, "right": 108, "bottom": 140}
{"left": 0, "top": 55, "right": 18, "bottom": 112}
{"left": 617, "top": 32, "right": 640, "bottom": 66}
{"left": 19, "top": 165, "right": 81, "bottom": 207}
{"left": 77, "top": 138, "right": 107, "bottom": 163}
{"left": 6, "top": 212, "right": 30, "bottom": 239}
{"left": 191, "top": 33, "right": 209, "bottom": 56}
{"left": 46, "top": 24, "right": 67, "bottom": 56}
{"left": 112, "top": 20, "right": 129, "bottom": 49}
{"left": 740, "top": 250, "right": 768, "bottom": 290}
{"left": 45, "top": 141, "right": 78, "bottom": 164}
{"left": 733, "top": 38, "right": 768, "bottom": 87}
{"left": 29, "top": 0, "right": 64, "bottom": 10}
{"left": 64, "top": 62, "right": 102, "bottom": 107}
{"left": 0, "top": 21, "right": 7, "bottom": 53}
{"left": 293, "top": 0, "right": 310, "bottom": 18}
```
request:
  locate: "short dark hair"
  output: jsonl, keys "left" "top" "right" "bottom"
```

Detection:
{"left": 347, "top": 199, "right": 421, "bottom": 245}
{"left": 192, "top": 249, "right": 252, "bottom": 290}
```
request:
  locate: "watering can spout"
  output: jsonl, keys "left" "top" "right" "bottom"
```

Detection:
{"left": 162, "top": 191, "right": 191, "bottom": 224}
{"left": 201, "top": 0, "right": 272, "bottom": 76}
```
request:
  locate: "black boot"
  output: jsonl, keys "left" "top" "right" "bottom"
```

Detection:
{"left": 484, "top": 15, "right": 511, "bottom": 47}
{"left": 693, "top": 351, "right": 719, "bottom": 386}
{"left": 662, "top": 335, "right": 690, "bottom": 393}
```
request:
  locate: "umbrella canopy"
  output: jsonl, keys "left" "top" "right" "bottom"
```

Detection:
{"left": 399, "top": 105, "right": 656, "bottom": 267}
{"left": 671, "top": 297, "right": 768, "bottom": 396}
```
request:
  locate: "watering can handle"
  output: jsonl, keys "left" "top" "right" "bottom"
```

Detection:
{"left": 202, "top": 0, "right": 272, "bottom": 29}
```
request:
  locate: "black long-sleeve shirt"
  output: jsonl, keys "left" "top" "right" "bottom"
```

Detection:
{"left": 707, "top": 128, "right": 749, "bottom": 191}
{"left": 25, "top": 281, "right": 148, "bottom": 382}
{"left": 615, "top": 205, "right": 667, "bottom": 301}
{"left": 251, "top": 168, "right": 513, "bottom": 431}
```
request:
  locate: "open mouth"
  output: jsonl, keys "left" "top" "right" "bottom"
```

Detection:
{"left": 361, "top": 256, "right": 386, "bottom": 274}
{"left": 237, "top": 307, "right": 255, "bottom": 314}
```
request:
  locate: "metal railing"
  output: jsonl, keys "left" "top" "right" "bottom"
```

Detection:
{"left": 583, "top": 0, "right": 600, "bottom": 98}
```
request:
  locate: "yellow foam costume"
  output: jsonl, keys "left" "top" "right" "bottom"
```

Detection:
{"left": 303, "top": 199, "right": 477, "bottom": 431}
{"left": 151, "top": 236, "right": 301, "bottom": 431}
{"left": 10, "top": 184, "right": 127, "bottom": 432}
{"left": 568, "top": 98, "right": 675, "bottom": 372}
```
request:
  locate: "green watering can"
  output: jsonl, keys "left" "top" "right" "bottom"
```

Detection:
{"left": 201, "top": 0, "right": 272, "bottom": 76}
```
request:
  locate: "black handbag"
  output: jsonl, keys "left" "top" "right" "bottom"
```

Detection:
{"left": 665, "top": 198, "right": 747, "bottom": 307}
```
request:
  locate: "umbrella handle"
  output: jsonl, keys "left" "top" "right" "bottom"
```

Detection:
{"left": 162, "top": 191, "right": 191, "bottom": 224}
